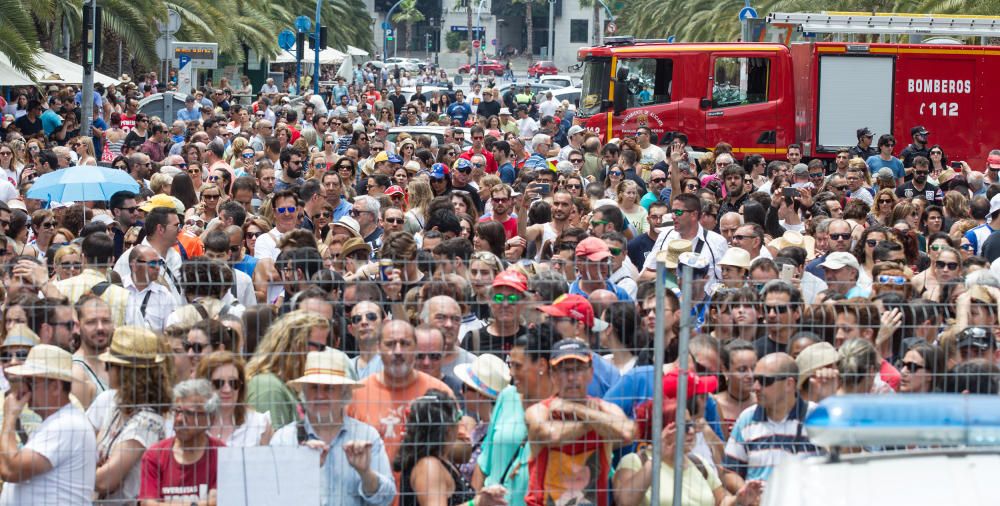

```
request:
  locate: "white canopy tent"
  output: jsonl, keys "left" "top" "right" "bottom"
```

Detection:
{"left": 271, "top": 47, "right": 346, "bottom": 66}
{"left": 0, "top": 51, "right": 119, "bottom": 86}
{"left": 345, "top": 45, "right": 370, "bottom": 57}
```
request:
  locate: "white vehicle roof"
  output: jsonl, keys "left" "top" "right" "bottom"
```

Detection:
{"left": 764, "top": 449, "right": 1000, "bottom": 506}
{"left": 539, "top": 75, "right": 577, "bottom": 87}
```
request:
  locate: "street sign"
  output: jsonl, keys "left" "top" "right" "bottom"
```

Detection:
{"left": 156, "top": 9, "right": 181, "bottom": 34}
{"left": 154, "top": 34, "right": 172, "bottom": 61}
{"left": 667, "top": 35, "right": 676, "bottom": 43}
{"left": 739, "top": 6, "right": 758, "bottom": 20}
{"left": 278, "top": 29, "right": 296, "bottom": 50}
{"left": 473, "top": 39, "right": 481, "bottom": 49}
{"left": 491, "top": 39, "right": 497, "bottom": 46}
{"left": 607, "top": 21, "right": 617, "bottom": 34}
{"left": 178, "top": 54, "right": 191, "bottom": 69}
{"left": 172, "top": 42, "right": 219, "bottom": 70}
{"left": 381, "top": 21, "right": 392, "bottom": 30}
{"left": 295, "top": 16, "right": 312, "bottom": 32}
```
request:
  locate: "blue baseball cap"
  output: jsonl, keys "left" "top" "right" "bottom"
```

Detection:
{"left": 429, "top": 163, "right": 449, "bottom": 180}
{"left": 454, "top": 158, "right": 473, "bottom": 172}
{"left": 387, "top": 154, "right": 403, "bottom": 164}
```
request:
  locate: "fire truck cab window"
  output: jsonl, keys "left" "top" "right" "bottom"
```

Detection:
{"left": 619, "top": 58, "right": 673, "bottom": 109}
{"left": 712, "top": 57, "right": 770, "bottom": 108}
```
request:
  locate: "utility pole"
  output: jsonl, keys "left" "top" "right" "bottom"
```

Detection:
{"left": 548, "top": 0, "right": 556, "bottom": 60}
{"left": 80, "top": 0, "right": 97, "bottom": 137}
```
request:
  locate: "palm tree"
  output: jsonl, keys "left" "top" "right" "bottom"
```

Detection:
{"left": 393, "top": 0, "right": 425, "bottom": 55}
{"left": 0, "top": 0, "right": 43, "bottom": 75}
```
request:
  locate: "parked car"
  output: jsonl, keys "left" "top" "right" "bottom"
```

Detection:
{"left": 527, "top": 60, "right": 559, "bottom": 77}
{"left": 364, "top": 59, "right": 421, "bottom": 73}
{"left": 386, "top": 57, "right": 427, "bottom": 71}
{"left": 549, "top": 87, "right": 581, "bottom": 108}
{"left": 387, "top": 126, "right": 472, "bottom": 148}
{"left": 539, "top": 75, "right": 576, "bottom": 88}
{"left": 458, "top": 59, "right": 505, "bottom": 76}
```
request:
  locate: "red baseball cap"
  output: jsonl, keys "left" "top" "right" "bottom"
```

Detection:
{"left": 492, "top": 270, "right": 527, "bottom": 293}
{"left": 575, "top": 237, "right": 612, "bottom": 261}
{"left": 988, "top": 154, "right": 1000, "bottom": 170}
{"left": 663, "top": 369, "right": 719, "bottom": 399}
{"left": 384, "top": 185, "right": 405, "bottom": 196}
{"left": 538, "top": 294, "right": 608, "bottom": 332}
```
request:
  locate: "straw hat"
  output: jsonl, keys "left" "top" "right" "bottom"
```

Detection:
{"left": 768, "top": 230, "right": 816, "bottom": 259}
{"left": 99, "top": 326, "right": 165, "bottom": 368}
{"left": 795, "top": 342, "right": 839, "bottom": 389}
{"left": 719, "top": 247, "right": 752, "bottom": 270}
{"left": 5, "top": 344, "right": 77, "bottom": 383}
{"left": 1, "top": 324, "right": 40, "bottom": 349}
{"left": 454, "top": 354, "right": 511, "bottom": 399}
{"left": 289, "top": 349, "right": 361, "bottom": 387}
{"left": 657, "top": 239, "right": 693, "bottom": 269}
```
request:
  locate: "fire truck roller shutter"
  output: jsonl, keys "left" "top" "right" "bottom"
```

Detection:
{"left": 817, "top": 56, "right": 894, "bottom": 149}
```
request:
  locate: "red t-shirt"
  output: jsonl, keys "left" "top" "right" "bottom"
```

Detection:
{"left": 526, "top": 397, "right": 612, "bottom": 506}
{"left": 480, "top": 214, "right": 518, "bottom": 240}
{"left": 121, "top": 114, "right": 136, "bottom": 133}
{"left": 139, "top": 436, "right": 224, "bottom": 502}
{"left": 880, "top": 359, "right": 901, "bottom": 391}
{"left": 459, "top": 147, "right": 498, "bottom": 174}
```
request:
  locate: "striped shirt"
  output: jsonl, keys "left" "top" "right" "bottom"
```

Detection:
{"left": 722, "top": 398, "right": 822, "bottom": 481}
{"left": 54, "top": 269, "right": 129, "bottom": 326}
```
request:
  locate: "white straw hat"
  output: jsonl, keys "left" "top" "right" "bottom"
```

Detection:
{"left": 5, "top": 344, "right": 77, "bottom": 383}
{"left": 453, "top": 354, "right": 510, "bottom": 399}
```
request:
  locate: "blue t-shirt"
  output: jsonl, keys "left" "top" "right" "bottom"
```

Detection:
{"left": 447, "top": 101, "right": 472, "bottom": 124}
{"left": 865, "top": 155, "right": 904, "bottom": 180}
{"left": 233, "top": 255, "right": 258, "bottom": 278}
{"left": 588, "top": 352, "right": 621, "bottom": 398}
{"left": 604, "top": 365, "right": 723, "bottom": 439}
{"left": 569, "top": 279, "right": 633, "bottom": 302}
{"left": 40, "top": 109, "right": 63, "bottom": 136}
{"left": 498, "top": 162, "right": 516, "bottom": 184}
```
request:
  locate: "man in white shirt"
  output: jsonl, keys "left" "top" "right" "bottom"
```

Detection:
{"left": 538, "top": 91, "right": 560, "bottom": 118}
{"left": 114, "top": 204, "right": 184, "bottom": 301}
{"left": 203, "top": 231, "right": 257, "bottom": 307}
{"left": 640, "top": 193, "right": 728, "bottom": 294}
{"left": 516, "top": 106, "right": 539, "bottom": 142}
{"left": 254, "top": 189, "right": 300, "bottom": 303}
{"left": 558, "top": 125, "right": 586, "bottom": 161}
{"left": 0, "top": 345, "right": 97, "bottom": 505}
{"left": 124, "top": 245, "right": 178, "bottom": 333}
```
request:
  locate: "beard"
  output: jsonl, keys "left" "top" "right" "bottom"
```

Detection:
{"left": 286, "top": 167, "right": 303, "bottom": 179}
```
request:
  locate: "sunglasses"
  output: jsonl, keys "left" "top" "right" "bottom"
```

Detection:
{"left": 1, "top": 349, "right": 30, "bottom": 362}
{"left": 245, "top": 231, "right": 262, "bottom": 239}
{"left": 211, "top": 378, "right": 243, "bottom": 391}
{"left": 384, "top": 217, "right": 404, "bottom": 224}
{"left": 671, "top": 209, "right": 693, "bottom": 216}
{"left": 830, "top": 233, "right": 851, "bottom": 241}
{"left": 186, "top": 219, "right": 205, "bottom": 227}
{"left": 570, "top": 159, "right": 584, "bottom": 164}
{"left": 930, "top": 244, "right": 947, "bottom": 251}
{"left": 962, "top": 243, "right": 975, "bottom": 251}
{"left": 59, "top": 262, "right": 82, "bottom": 270}
{"left": 764, "top": 304, "right": 790, "bottom": 314}
{"left": 36, "top": 222, "right": 54, "bottom": 229}
{"left": 898, "top": 361, "right": 925, "bottom": 373}
{"left": 590, "top": 219, "right": 609, "bottom": 227}
{"left": 809, "top": 172, "right": 824, "bottom": 178}
{"left": 142, "top": 259, "right": 166, "bottom": 269}
{"left": 877, "top": 275, "right": 907, "bottom": 285}
{"left": 202, "top": 193, "right": 220, "bottom": 200}
{"left": 878, "top": 199, "right": 893, "bottom": 204}
{"left": 351, "top": 312, "right": 379, "bottom": 324}
{"left": 609, "top": 171, "right": 623, "bottom": 177}
{"left": 732, "top": 234, "right": 753, "bottom": 241}
{"left": 492, "top": 293, "right": 521, "bottom": 305}
{"left": 935, "top": 260, "right": 959, "bottom": 271}
{"left": 834, "top": 185, "right": 849, "bottom": 191}
{"left": 242, "top": 153, "right": 255, "bottom": 159}
{"left": 651, "top": 177, "right": 666, "bottom": 183}
{"left": 416, "top": 352, "right": 443, "bottom": 361}
{"left": 565, "top": 184, "right": 582, "bottom": 190}
{"left": 754, "top": 373, "right": 794, "bottom": 387}
{"left": 866, "top": 239, "right": 880, "bottom": 247}
{"left": 609, "top": 247, "right": 622, "bottom": 256}
{"left": 456, "top": 166, "right": 472, "bottom": 174}
{"left": 277, "top": 206, "right": 297, "bottom": 215}
{"left": 183, "top": 341, "right": 207, "bottom": 354}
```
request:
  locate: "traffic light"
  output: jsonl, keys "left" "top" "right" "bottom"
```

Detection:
{"left": 296, "top": 32, "right": 305, "bottom": 59}
{"left": 319, "top": 26, "right": 328, "bottom": 48}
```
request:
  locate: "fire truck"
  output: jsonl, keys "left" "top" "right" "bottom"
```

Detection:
{"left": 575, "top": 12, "right": 1000, "bottom": 168}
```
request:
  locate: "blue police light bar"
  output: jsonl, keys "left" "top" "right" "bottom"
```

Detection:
{"left": 806, "top": 395, "right": 1000, "bottom": 448}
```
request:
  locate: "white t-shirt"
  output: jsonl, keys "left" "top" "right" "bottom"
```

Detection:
{"left": 538, "top": 98, "right": 560, "bottom": 118}
{"left": 640, "top": 144, "right": 666, "bottom": 168}
{"left": 253, "top": 228, "right": 283, "bottom": 261}
{"left": 0, "top": 403, "right": 97, "bottom": 506}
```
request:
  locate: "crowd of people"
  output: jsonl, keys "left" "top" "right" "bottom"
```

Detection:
{"left": 0, "top": 72, "right": 996, "bottom": 506}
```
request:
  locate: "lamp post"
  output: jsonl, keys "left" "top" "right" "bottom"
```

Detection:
{"left": 547, "top": 0, "right": 555, "bottom": 60}
{"left": 474, "top": 0, "right": 488, "bottom": 76}
{"left": 313, "top": 0, "right": 322, "bottom": 94}
{"left": 384, "top": 0, "right": 405, "bottom": 63}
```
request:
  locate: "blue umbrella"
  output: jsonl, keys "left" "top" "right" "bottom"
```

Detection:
{"left": 26, "top": 165, "right": 141, "bottom": 204}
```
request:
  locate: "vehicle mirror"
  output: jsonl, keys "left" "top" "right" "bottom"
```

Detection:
{"left": 699, "top": 98, "right": 711, "bottom": 109}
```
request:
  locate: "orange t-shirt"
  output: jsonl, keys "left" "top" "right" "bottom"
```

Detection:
{"left": 348, "top": 371, "right": 452, "bottom": 464}
{"left": 175, "top": 231, "right": 204, "bottom": 259}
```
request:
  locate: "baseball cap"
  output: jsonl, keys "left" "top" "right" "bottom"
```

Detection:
{"left": 663, "top": 369, "right": 719, "bottom": 399}
{"left": 550, "top": 338, "right": 592, "bottom": 366}
{"left": 567, "top": 125, "right": 586, "bottom": 137}
{"left": 820, "top": 251, "right": 860, "bottom": 271}
{"left": 538, "top": 294, "right": 608, "bottom": 333}
{"left": 332, "top": 216, "right": 361, "bottom": 237}
{"left": 857, "top": 127, "right": 873, "bottom": 138}
{"left": 988, "top": 193, "right": 1000, "bottom": 219}
{"left": 373, "top": 151, "right": 389, "bottom": 163}
{"left": 989, "top": 153, "right": 1000, "bottom": 170}
{"left": 384, "top": 185, "right": 405, "bottom": 196}
{"left": 185, "top": 95, "right": 196, "bottom": 103}
{"left": 454, "top": 158, "right": 474, "bottom": 172}
{"left": 492, "top": 270, "right": 528, "bottom": 293}
{"left": 429, "top": 163, "right": 449, "bottom": 179}
{"left": 792, "top": 163, "right": 809, "bottom": 176}
{"left": 911, "top": 125, "right": 929, "bottom": 136}
{"left": 575, "top": 237, "right": 612, "bottom": 262}
{"left": 139, "top": 194, "right": 185, "bottom": 214}
{"left": 957, "top": 327, "right": 995, "bottom": 350}
{"left": 387, "top": 154, "right": 403, "bottom": 164}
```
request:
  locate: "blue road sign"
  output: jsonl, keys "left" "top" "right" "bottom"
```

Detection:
{"left": 381, "top": 21, "right": 392, "bottom": 30}
{"left": 295, "top": 16, "right": 312, "bottom": 32}
{"left": 667, "top": 35, "right": 676, "bottom": 43}
{"left": 278, "top": 29, "right": 296, "bottom": 50}
{"left": 738, "top": 6, "right": 758, "bottom": 20}
{"left": 178, "top": 54, "right": 192, "bottom": 70}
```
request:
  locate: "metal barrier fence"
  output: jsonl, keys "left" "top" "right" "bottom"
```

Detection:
{"left": 0, "top": 254, "right": 997, "bottom": 505}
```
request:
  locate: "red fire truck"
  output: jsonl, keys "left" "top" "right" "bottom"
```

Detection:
{"left": 575, "top": 12, "right": 1000, "bottom": 168}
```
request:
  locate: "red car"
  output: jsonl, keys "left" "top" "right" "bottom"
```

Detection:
{"left": 527, "top": 60, "right": 559, "bottom": 77}
{"left": 457, "top": 59, "right": 505, "bottom": 76}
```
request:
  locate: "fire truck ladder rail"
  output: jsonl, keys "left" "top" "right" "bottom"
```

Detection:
{"left": 766, "top": 12, "right": 1000, "bottom": 38}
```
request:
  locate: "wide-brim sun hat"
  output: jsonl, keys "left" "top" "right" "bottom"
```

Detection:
{"left": 6, "top": 344, "right": 77, "bottom": 383}
{"left": 289, "top": 349, "right": 361, "bottom": 387}
{"left": 454, "top": 354, "right": 510, "bottom": 399}
{"left": 99, "top": 326, "right": 165, "bottom": 368}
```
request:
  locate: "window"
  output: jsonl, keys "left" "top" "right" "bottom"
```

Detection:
{"left": 617, "top": 58, "right": 673, "bottom": 109}
{"left": 712, "top": 57, "right": 770, "bottom": 108}
{"left": 570, "top": 20, "right": 589, "bottom": 43}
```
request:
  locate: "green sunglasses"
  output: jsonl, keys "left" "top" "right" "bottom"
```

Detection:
{"left": 492, "top": 293, "right": 521, "bottom": 305}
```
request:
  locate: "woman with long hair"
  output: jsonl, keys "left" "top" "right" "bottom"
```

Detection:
{"left": 198, "top": 182, "right": 223, "bottom": 221}
{"left": 600, "top": 302, "right": 644, "bottom": 373}
{"left": 246, "top": 310, "right": 331, "bottom": 428}
{"left": 242, "top": 216, "right": 272, "bottom": 259}
{"left": 872, "top": 188, "right": 897, "bottom": 225}
{"left": 922, "top": 205, "right": 946, "bottom": 236}
{"left": 226, "top": 136, "right": 250, "bottom": 167}
{"left": 436, "top": 143, "right": 460, "bottom": 167}
{"left": 451, "top": 191, "right": 479, "bottom": 221}
{"left": 943, "top": 190, "right": 970, "bottom": 221}
{"left": 0, "top": 142, "right": 23, "bottom": 185}
{"left": 334, "top": 157, "right": 359, "bottom": 199}
{"left": 71, "top": 136, "right": 97, "bottom": 163}
{"left": 604, "top": 165, "right": 625, "bottom": 198}
{"left": 196, "top": 351, "right": 273, "bottom": 446}
{"left": 837, "top": 338, "right": 883, "bottom": 395}
{"left": 927, "top": 144, "right": 948, "bottom": 178}
{"left": 473, "top": 221, "right": 506, "bottom": 258}
{"left": 395, "top": 389, "right": 507, "bottom": 506}
{"left": 52, "top": 243, "right": 83, "bottom": 281}
{"left": 898, "top": 342, "right": 947, "bottom": 393}
{"left": 617, "top": 179, "right": 648, "bottom": 235}
{"left": 405, "top": 179, "right": 433, "bottom": 234}
{"left": 102, "top": 113, "right": 127, "bottom": 162}
{"left": 713, "top": 339, "right": 757, "bottom": 440}
{"left": 91, "top": 326, "right": 172, "bottom": 503}
{"left": 171, "top": 172, "right": 199, "bottom": 209}
{"left": 919, "top": 244, "right": 962, "bottom": 303}
{"left": 851, "top": 226, "right": 892, "bottom": 280}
